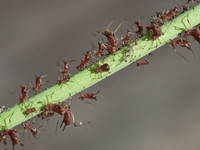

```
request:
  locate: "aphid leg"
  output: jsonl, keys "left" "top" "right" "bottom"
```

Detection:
{"left": 168, "top": 41, "right": 190, "bottom": 62}
{"left": 74, "top": 120, "right": 91, "bottom": 127}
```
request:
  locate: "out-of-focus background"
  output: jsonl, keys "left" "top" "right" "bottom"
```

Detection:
{"left": 0, "top": 0, "right": 200, "bottom": 150}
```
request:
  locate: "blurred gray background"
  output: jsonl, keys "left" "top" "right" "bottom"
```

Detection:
{"left": 0, "top": 0, "right": 200, "bottom": 150}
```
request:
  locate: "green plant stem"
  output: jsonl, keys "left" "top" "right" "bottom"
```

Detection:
{"left": 0, "top": 4, "right": 200, "bottom": 134}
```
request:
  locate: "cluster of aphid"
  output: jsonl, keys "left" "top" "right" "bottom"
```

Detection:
{"left": 0, "top": 1, "right": 200, "bottom": 149}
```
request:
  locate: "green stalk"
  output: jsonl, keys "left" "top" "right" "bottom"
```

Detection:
{"left": 0, "top": 4, "right": 200, "bottom": 134}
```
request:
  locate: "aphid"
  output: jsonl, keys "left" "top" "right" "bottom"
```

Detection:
{"left": 33, "top": 75, "right": 48, "bottom": 93}
{"left": 58, "top": 76, "right": 71, "bottom": 84}
{"left": 137, "top": 60, "right": 149, "bottom": 73}
{"left": 44, "top": 92, "right": 67, "bottom": 115}
{"left": 3, "top": 129, "right": 34, "bottom": 150}
{"left": 181, "top": 5, "right": 188, "bottom": 13}
{"left": 102, "top": 19, "right": 125, "bottom": 53}
{"left": 134, "top": 17, "right": 144, "bottom": 36}
{"left": 161, "top": 7, "right": 179, "bottom": 21}
{"left": 122, "top": 29, "right": 133, "bottom": 45}
{"left": 185, "top": 25, "right": 200, "bottom": 44}
{"left": 147, "top": 24, "right": 163, "bottom": 40}
{"left": 38, "top": 112, "right": 54, "bottom": 119}
{"left": 20, "top": 86, "right": 29, "bottom": 102}
{"left": 168, "top": 36, "right": 195, "bottom": 60}
{"left": 56, "top": 60, "right": 75, "bottom": 77}
{"left": 76, "top": 59, "right": 85, "bottom": 71}
{"left": 79, "top": 90, "right": 100, "bottom": 101}
{"left": 76, "top": 51, "right": 93, "bottom": 70}
{"left": 95, "top": 64, "right": 110, "bottom": 74}
{"left": 44, "top": 103, "right": 65, "bottom": 115}
{"left": 60, "top": 100, "right": 90, "bottom": 131}
{"left": 91, "top": 32, "right": 107, "bottom": 57}
{"left": 150, "top": 12, "right": 164, "bottom": 26}
{"left": 26, "top": 107, "right": 36, "bottom": 116}
{"left": 22, "top": 119, "right": 43, "bottom": 138}
{"left": 29, "top": 75, "right": 48, "bottom": 94}
{"left": 79, "top": 90, "right": 100, "bottom": 105}
{"left": 11, "top": 85, "right": 29, "bottom": 103}
{"left": 85, "top": 51, "right": 93, "bottom": 62}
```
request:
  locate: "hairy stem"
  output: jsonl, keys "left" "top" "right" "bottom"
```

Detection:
{"left": 0, "top": 4, "right": 200, "bottom": 134}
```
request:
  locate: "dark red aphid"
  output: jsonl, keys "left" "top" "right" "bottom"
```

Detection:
{"left": 95, "top": 64, "right": 110, "bottom": 74}
{"left": 185, "top": 26, "right": 200, "bottom": 43}
{"left": 161, "top": 7, "right": 179, "bottom": 21}
{"left": 23, "top": 123, "right": 37, "bottom": 136}
{"left": 44, "top": 103, "right": 65, "bottom": 115}
{"left": 169, "top": 36, "right": 194, "bottom": 60}
{"left": 79, "top": 90, "right": 100, "bottom": 101}
{"left": 181, "top": 5, "right": 188, "bottom": 13}
{"left": 11, "top": 85, "right": 29, "bottom": 103}
{"left": 20, "top": 86, "right": 29, "bottom": 103}
{"left": 44, "top": 92, "right": 67, "bottom": 115}
{"left": 58, "top": 76, "right": 70, "bottom": 84}
{"left": 76, "top": 51, "right": 93, "bottom": 70}
{"left": 97, "top": 42, "right": 106, "bottom": 57}
{"left": 29, "top": 75, "right": 48, "bottom": 94}
{"left": 147, "top": 24, "right": 163, "bottom": 40}
{"left": 102, "top": 19, "right": 125, "bottom": 53}
{"left": 91, "top": 32, "right": 107, "bottom": 57}
{"left": 3, "top": 129, "right": 22, "bottom": 150}
{"left": 38, "top": 112, "right": 54, "bottom": 119}
{"left": 22, "top": 120, "right": 43, "bottom": 138}
{"left": 137, "top": 60, "right": 149, "bottom": 66}
{"left": 26, "top": 107, "right": 36, "bottom": 115}
{"left": 60, "top": 103, "right": 90, "bottom": 131}
{"left": 3, "top": 129, "right": 34, "bottom": 150}
{"left": 56, "top": 60, "right": 75, "bottom": 77}
{"left": 122, "top": 30, "right": 133, "bottom": 45}
{"left": 134, "top": 17, "right": 144, "bottom": 35}
{"left": 137, "top": 60, "right": 149, "bottom": 73}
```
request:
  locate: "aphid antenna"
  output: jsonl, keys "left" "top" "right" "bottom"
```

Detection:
{"left": 10, "top": 91, "right": 20, "bottom": 102}
{"left": 105, "top": 18, "right": 116, "bottom": 31}
{"left": 113, "top": 19, "right": 126, "bottom": 34}
{"left": 55, "top": 60, "right": 62, "bottom": 75}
